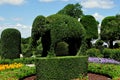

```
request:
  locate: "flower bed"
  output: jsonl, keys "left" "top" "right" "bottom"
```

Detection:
{"left": 0, "top": 66, "right": 35, "bottom": 80}
{"left": 0, "top": 63, "right": 23, "bottom": 71}
{"left": 88, "top": 62, "right": 120, "bottom": 80}
{"left": 88, "top": 57, "right": 120, "bottom": 64}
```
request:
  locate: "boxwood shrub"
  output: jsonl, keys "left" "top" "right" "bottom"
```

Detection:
{"left": 86, "top": 48, "right": 103, "bottom": 57}
{"left": 35, "top": 56, "right": 88, "bottom": 80}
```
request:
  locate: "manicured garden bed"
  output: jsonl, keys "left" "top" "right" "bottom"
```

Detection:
{"left": 0, "top": 57, "right": 120, "bottom": 80}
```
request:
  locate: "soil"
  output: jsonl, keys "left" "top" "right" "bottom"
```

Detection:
{"left": 22, "top": 73, "right": 111, "bottom": 80}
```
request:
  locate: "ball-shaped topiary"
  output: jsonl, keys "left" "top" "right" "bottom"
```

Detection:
{"left": 31, "top": 14, "right": 86, "bottom": 57}
{"left": 1, "top": 28, "right": 21, "bottom": 59}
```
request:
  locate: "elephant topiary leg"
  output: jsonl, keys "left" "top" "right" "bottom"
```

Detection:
{"left": 41, "top": 31, "right": 51, "bottom": 57}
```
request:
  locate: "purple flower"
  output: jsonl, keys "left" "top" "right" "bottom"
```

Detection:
{"left": 88, "top": 57, "right": 120, "bottom": 64}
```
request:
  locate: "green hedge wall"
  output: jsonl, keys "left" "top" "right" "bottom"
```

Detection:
{"left": 35, "top": 56, "right": 88, "bottom": 80}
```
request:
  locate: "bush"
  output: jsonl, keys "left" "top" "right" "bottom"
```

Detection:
{"left": 1, "top": 28, "right": 21, "bottom": 59}
{"left": 102, "top": 48, "right": 120, "bottom": 61}
{"left": 55, "top": 41, "right": 69, "bottom": 56}
{"left": 35, "top": 56, "right": 88, "bottom": 80}
{"left": 86, "top": 48, "right": 103, "bottom": 57}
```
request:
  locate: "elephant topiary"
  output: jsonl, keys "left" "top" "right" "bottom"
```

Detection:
{"left": 31, "top": 14, "right": 86, "bottom": 57}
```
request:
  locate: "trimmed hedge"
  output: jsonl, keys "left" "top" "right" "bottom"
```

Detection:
{"left": 86, "top": 48, "right": 103, "bottom": 57}
{"left": 35, "top": 56, "right": 88, "bottom": 80}
{"left": 103, "top": 48, "right": 120, "bottom": 61}
{"left": 1, "top": 28, "right": 21, "bottom": 59}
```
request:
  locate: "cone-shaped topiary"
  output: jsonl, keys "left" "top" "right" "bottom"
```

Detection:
{"left": 1, "top": 28, "right": 21, "bottom": 59}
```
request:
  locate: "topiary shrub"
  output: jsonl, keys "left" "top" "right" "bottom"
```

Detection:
{"left": 80, "top": 15, "right": 98, "bottom": 49}
{"left": 31, "top": 14, "right": 86, "bottom": 57}
{"left": 55, "top": 41, "right": 69, "bottom": 56}
{"left": 1, "top": 28, "right": 21, "bottom": 59}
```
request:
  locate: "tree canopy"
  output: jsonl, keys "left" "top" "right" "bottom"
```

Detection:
{"left": 57, "top": 3, "right": 83, "bottom": 19}
{"left": 80, "top": 15, "right": 98, "bottom": 39}
{"left": 100, "top": 14, "right": 120, "bottom": 48}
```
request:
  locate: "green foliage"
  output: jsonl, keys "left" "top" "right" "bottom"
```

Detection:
{"left": 86, "top": 48, "right": 103, "bottom": 57}
{"left": 102, "top": 48, "right": 120, "bottom": 61}
{"left": 113, "top": 43, "right": 120, "bottom": 48}
{"left": 102, "top": 48, "right": 113, "bottom": 58}
{"left": 0, "top": 58, "right": 35, "bottom": 64}
{"left": 57, "top": 3, "right": 83, "bottom": 19}
{"left": 88, "top": 63, "right": 120, "bottom": 79}
{"left": 21, "top": 37, "right": 31, "bottom": 44}
{"left": 32, "top": 14, "right": 86, "bottom": 57}
{"left": 32, "top": 15, "right": 46, "bottom": 48}
{"left": 100, "top": 15, "right": 120, "bottom": 48}
{"left": 55, "top": 41, "right": 69, "bottom": 56}
{"left": 80, "top": 15, "right": 98, "bottom": 39}
{"left": 47, "top": 14, "right": 85, "bottom": 43}
{"left": 0, "top": 38, "right": 1, "bottom": 56}
{"left": 0, "top": 66, "right": 35, "bottom": 80}
{"left": 47, "top": 14, "right": 85, "bottom": 55}
{"left": 35, "top": 56, "right": 88, "bottom": 80}
{"left": 94, "top": 40, "right": 104, "bottom": 53}
{"left": 1, "top": 28, "right": 21, "bottom": 59}
{"left": 101, "top": 16, "right": 115, "bottom": 40}
{"left": 22, "top": 48, "right": 33, "bottom": 57}
{"left": 77, "top": 39, "right": 88, "bottom": 55}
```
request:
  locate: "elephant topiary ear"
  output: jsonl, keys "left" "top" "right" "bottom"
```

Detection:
{"left": 55, "top": 41, "right": 69, "bottom": 56}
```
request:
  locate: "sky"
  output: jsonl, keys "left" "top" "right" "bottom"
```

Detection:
{"left": 0, "top": 0, "right": 120, "bottom": 38}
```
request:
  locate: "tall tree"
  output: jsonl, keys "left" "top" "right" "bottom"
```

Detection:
{"left": 57, "top": 3, "right": 83, "bottom": 19}
{"left": 100, "top": 15, "right": 120, "bottom": 48}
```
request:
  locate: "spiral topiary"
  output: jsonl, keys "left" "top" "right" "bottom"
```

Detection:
{"left": 1, "top": 28, "right": 21, "bottom": 59}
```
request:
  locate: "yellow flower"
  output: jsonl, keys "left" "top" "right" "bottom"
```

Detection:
{"left": 0, "top": 63, "right": 24, "bottom": 71}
